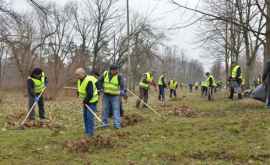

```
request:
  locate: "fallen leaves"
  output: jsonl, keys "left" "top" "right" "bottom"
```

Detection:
{"left": 172, "top": 106, "right": 197, "bottom": 118}
{"left": 64, "top": 135, "right": 115, "bottom": 153}
{"left": 121, "top": 114, "right": 144, "bottom": 127}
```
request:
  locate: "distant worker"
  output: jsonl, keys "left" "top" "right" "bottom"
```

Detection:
{"left": 136, "top": 71, "right": 157, "bottom": 108}
{"left": 206, "top": 72, "right": 215, "bottom": 101}
{"left": 168, "top": 80, "right": 178, "bottom": 98}
{"left": 229, "top": 62, "right": 242, "bottom": 100}
{"left": 201, "top": 80, "right": 208, "bottom": 96}
{"left": 27, "top": 67, "right": 48, "bottom": 127}
{"left": 263, "top": 60, "right": 270, "bottom": 108}
{"left": 188, "top": 81, "right": 193, "bottom": 93}
{"left": 158, "top": 74, "right": 167, "bottom": 104}
{"left": 75, "top": 68, "right": 98, "bottom": 137}
{"left": 194, "top": 82, "right": 199, "bottom": 91}
{"left": 99, "top": 64, "right": 126, "bottom": 129}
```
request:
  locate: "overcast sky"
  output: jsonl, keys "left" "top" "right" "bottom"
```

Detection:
{"left": 7, "top": 0, "right": 212, "bottom": 71}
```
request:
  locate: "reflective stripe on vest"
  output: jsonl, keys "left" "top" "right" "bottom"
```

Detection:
{"left": 103, "top": 71, "right": 120, "bottom": 95}
{"left": 30, "top": 72, "right": 45, "bottom": 94}
{"left": 77, "top": 75, "right": 98, "bottom": 103}
{"left": 231, "top": 65, "right": 240, "bottom": 78}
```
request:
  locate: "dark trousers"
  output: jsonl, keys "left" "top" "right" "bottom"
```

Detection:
{"left": 208, "top": 87, "right": 214, "bottom": 101}
{"left": 158, "top": 85, "right": 165, "bottom": 101}
{"left": 189, "top": 85, "right": 193, "bottom": 92}
{"left": 229, "top": 87, "right": 242, "bottom": 99}
{"left": 201, "top": 87, "right": 208, "bottom": 96}
{"left": 136, "top": 87, "right": 149, "bottom": 108}
{"left": 169, "top": 89, "right": 176, "bottom": 98}
{"left": 28, "top": 95, "right": 45, "bottom": 120}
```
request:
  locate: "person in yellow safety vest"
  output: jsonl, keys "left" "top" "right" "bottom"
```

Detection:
{"left": 195, "top": 82, "right": 199, "bottom": 91}
{"left": 229, "top": 61, "right": 242, "bottom": 100}
{"left": 27, "top": 68, "right": 48, "bottom": 127}
{"left": 75, "top": 68, "right": 99, "bottom": 137}
{"left": 168, "top": 80, "right": 178, "bottom": 98}
{"left": 136, "top": 71, "right": 157, "bottom": 108}
{"left": 201, "top": 80, "right": 208, "bottom": 96}
{"left": 158, "top": 74, "right": 167, "bottom": 103}
{"left": 98, "top": 64, "right": 126, "bottom": 129}
{"left": 205, "top": 72, "right": 215, "bottom": 101}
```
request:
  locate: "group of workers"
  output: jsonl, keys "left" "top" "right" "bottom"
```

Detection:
{"left": 26, "top": 61, "right": 267, "bottom": 137}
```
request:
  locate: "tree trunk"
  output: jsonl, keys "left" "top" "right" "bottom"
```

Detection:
{"left": 265, "top": 0, "right": 270, "bottom": 65}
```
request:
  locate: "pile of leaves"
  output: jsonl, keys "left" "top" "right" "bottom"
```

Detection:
{"left": 238, "top": 98, "right": 264, "bottom": 109}
{"left": 173, "top": 106, "right": 197, "bottom": 118}
{"left": 121, "top": 114, "right": 144, "bottom": 127}
{"left": 6, "top": 111, "right": 26, "bottom": 128}
{"left": 5, "top": 110, "right": 65, "bottom": 130}
{"left": 64, "top": 135, "right": 114, "bottom": 153}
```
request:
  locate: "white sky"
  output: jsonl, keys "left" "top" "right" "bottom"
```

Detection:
{"left": 7, "top": 0, "right": 213, "bottom": 71}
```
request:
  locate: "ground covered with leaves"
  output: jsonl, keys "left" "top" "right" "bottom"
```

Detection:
{"left": 0, "top": 89, "right": 270, "bottom": 164}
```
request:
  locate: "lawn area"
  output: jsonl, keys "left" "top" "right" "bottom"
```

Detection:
{"left": 0, "top": 89, "right": 270, "bottom": 165}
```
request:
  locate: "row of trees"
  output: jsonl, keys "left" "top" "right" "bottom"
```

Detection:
{"left": 0, "top": 0, "right": 205, "bottom": 98}
{"left": 171, "top": 0, "right": 270, "bottom": 87}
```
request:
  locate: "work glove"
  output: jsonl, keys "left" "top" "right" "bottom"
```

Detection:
{"left": 34, "top": 96, "right": 40, "bottom": 102}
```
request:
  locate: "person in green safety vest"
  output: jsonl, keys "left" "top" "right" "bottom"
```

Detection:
{"left": 229, "top": 61, "right": 242, "bottom": 100}
{"left": 158, "top": 73, "right": 167, "bottom": 103}
{"left": 98, "top": 64, "right": 126, "bottom": 129}
{"left": 168, "top": 80, "right": 178, "bottom": 98}
{"left": 205, "top": 72, "right": 215, "bottom": 101}
{"left": 201, "top": 80, "right": 208, "bottom": 96}
{"left": 27, "top": 67, "right": 48, "bottom": 127}
{"left": 75, "top": 68, "right": 99, "bottom": 137}
{"left": 136, "top": 71, "right": 157, "bottom": 108}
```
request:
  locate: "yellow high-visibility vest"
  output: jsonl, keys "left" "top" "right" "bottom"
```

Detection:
{"left": 77, "top": 75, "right": 98, "bottom": 103}
{"left": 103, "top": 71, "right": 120, "bottom": 95}
{"left": 29, "top": 72, "right": 45, "bottom": 94}
{"left": 169, "top": 80, "right": 177, "bottom": 90}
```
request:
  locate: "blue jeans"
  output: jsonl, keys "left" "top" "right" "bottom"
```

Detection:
{"left": 103, "top": 94, "right": 121, "bottom": 128}
{"left": 158, "top": 86, "right": 165, "bottom": 101}
{"left": 83, "top": 104, "right": 97, "bottom": 136}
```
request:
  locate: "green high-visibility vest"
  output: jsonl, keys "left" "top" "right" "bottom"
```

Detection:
{"left": 29, "top": 72, "right": 45, "bottom": 94}
{"left": 169, "top": 80, "right": 177, "bottom": 90}
{"left": 139, "top": 72, "right": 153, "bottom": 89}
{"left": 231, "top": 65, "right": 241, "bottom": 78}
{"left": 158, "top": 75, "right": 165, "bottom": 86}
{"left": 206, "top": 75, "right": 215, "bottom": 87}
{"left": 77, "top": 75, "right": 98, "bottom": 103}
{"left": 201, "top": 81, "right": 208, "bottom": 87}
{"left": 103, "top": 71, "right": 120, "bottom": 95}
